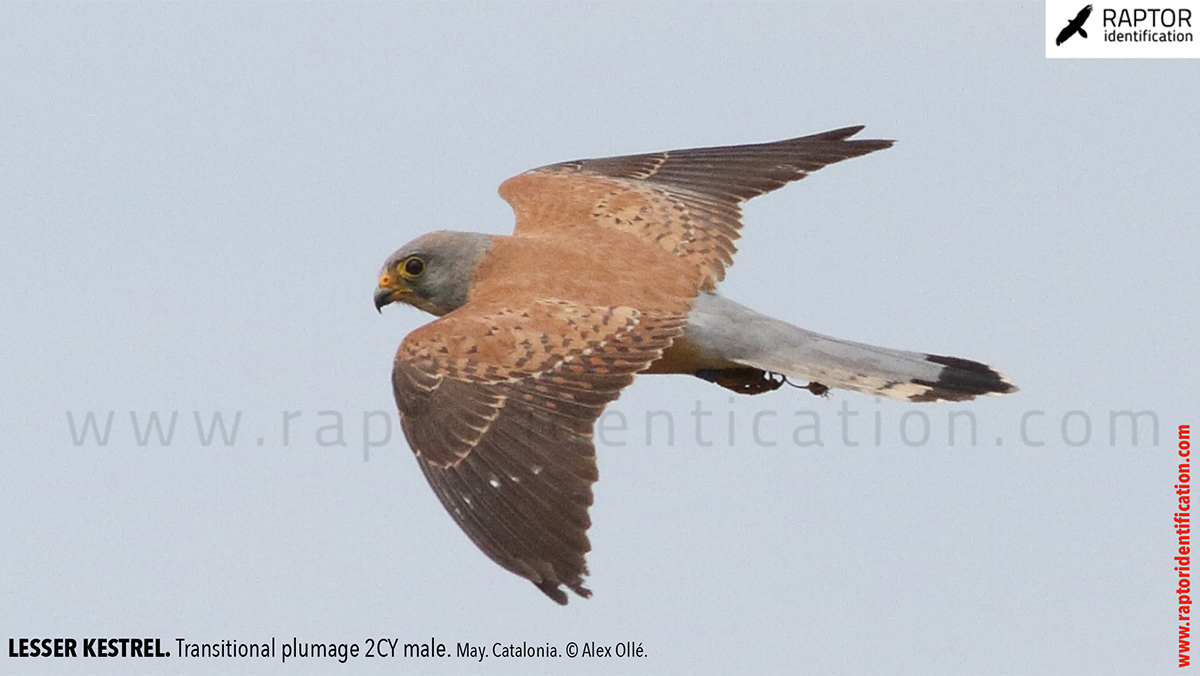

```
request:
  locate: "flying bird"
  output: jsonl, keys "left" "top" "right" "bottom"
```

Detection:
{"left": 374, "top": 127, "right": 1017, "bottom": 604}
{"left": 1056, "top": 4, "right": 1093, "bottom": 45}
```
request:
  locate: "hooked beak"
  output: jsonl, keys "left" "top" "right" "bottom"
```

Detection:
{"left": 374, "top": 274, "right": 407, "bottom": 313}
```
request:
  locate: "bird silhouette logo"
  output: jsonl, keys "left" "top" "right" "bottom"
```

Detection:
{"left": 1056, "top": 4, "right": 1094, "bottom": 45}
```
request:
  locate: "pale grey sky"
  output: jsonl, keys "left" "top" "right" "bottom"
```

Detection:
{"left": 2, "top": 2, "right": 1197, "bottom": 674}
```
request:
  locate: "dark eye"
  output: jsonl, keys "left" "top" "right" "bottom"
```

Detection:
{"left": 403, "top": 257, "right": 425, "bottom": 277}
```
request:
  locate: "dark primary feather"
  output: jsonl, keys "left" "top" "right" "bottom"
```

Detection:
{"left": 543, "top": 126, "right": 894, "bottom": 205}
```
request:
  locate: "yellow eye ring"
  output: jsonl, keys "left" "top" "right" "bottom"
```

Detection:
{"left": 399, "top": 256, "right": 425, "bottom": 279}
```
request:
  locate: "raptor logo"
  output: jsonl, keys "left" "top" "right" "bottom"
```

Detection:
{"left": 1057, "top": 4, "right": 1095, "bottom": 44}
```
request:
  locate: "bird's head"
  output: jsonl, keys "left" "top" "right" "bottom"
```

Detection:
{"left": 374, "top": 230, "right": 495, "bottom": 317}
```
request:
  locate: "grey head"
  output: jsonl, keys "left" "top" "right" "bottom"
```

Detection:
{"left": 374, "top": 230, "right": 496, "bottom": 316}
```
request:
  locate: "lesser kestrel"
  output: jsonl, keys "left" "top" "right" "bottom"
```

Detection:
{"left": 374, "top": 127, "right": 1016, "bottom": 604}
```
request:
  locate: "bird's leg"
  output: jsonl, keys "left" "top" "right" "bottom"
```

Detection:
{"left": 780, "top": 376, "right": 830, "bottom": 397}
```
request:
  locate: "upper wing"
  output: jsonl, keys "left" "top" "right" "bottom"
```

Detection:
{"left": 498, "top": 126, "right": 893, "bottom": 292}
{"left": 393, "top": 299, "right": 686, "bottom": 604}
{"left": 1076, "top": 4, "right": 1093, "bottom": 23}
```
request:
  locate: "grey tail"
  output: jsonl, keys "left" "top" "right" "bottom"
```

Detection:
{"left": 687, "top": 294, "right": 1018, "bottom": 403}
